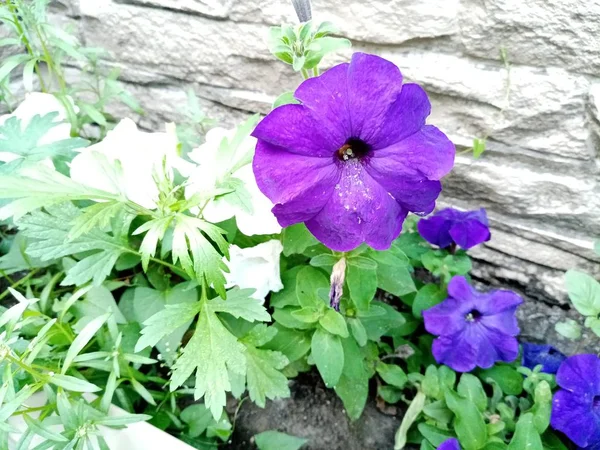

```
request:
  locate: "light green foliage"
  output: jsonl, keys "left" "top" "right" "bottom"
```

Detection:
{"left": 0, "top": 113, "right": 88, "bottom": 174}
{"left": 565, "top": 269, "right": 600, "bottom": 317}
{"left": 255, "top": 430, "right": 308, "bottom": 450}
{"left": 268, "top": 21, "right": 351, "bottom": 77}
{"left": 555, "top": 318, "right": 582, "bottom": 340}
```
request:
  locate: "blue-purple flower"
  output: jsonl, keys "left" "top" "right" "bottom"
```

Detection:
{"left": 521, "top": 343, "right": 566, "bottom": 374}
{"left": 417, "top": 208, "right": 490, "bottom": 250}
{"left": 551, "top": 354, "right": 600, "bottom": 449}
{"left": 252, "top": 53, "right": 455, "bottom": 252}
{"left": 423, "top": 276, "right": 523, "bottom": 372}
{"left": 438, "top": 438, "right": 460, "bottom": 449}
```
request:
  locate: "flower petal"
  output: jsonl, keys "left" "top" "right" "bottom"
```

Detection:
{"left": 367, "top": 125, "right": 455, "bottom": 181}
{"left": 472, "top": 326, "right": 519, "bottom": 368}
{"left": 253, "top": 141, "right": 340, "bottom": 226}
{"left": 294, "top": 62, "right": 351, "bottom": 144}
{"left": 447, "top": 276, "right": 476, "bottom": 302}
{"left": 368, "top": 83, "right": 432, "bottom": 150}
{"left": 423, "top": 296, "right": 469, "bottom": 336}
{"left": 252, "top": 104, "right": 342, "bottom": 157}
{"left": 521, "top": 343, "right": 566, "bottom": 374}
{"left": 551, "top": 389, "right": 600, "bottom": 447}
{"left": 417, "top": 215, "right": 453, "bottom": 248}
{"left": 305, "top": 160, "right": 406, "bottom": 251}
{"left": 477, "top": 289, "right": 523, "bottom": 316}
{"left": 225, "top": 241, "right": 284, "bottom": 304}
{"left": 438, "top": 438, "right": 460, "bottom": 450}
{"left": 431, "top": 332, "right": 478, "bottom": 373}
{"left": 449, "top": 219, "right": 491, "bottom": 249}
{"left": 556, "top": 354, "right": 600, "bottom": 395}
{"left": 345, "top": 53, "right": 404, "bottom": 140}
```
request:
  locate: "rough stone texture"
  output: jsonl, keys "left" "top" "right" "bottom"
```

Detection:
{"left": 46, "top": 0, "right": 600, "bottom": 349}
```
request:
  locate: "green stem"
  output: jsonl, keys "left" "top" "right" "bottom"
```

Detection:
{"left": 5, "top": 0, "right": 47, "bottom": 92}
{"left": 301, "top": 68, "right": 310, "bottom": 79}
{"left": 0, "top": 268, "right": 40, "bottom": 301}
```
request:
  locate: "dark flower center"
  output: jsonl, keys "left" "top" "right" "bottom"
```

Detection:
{"left": 593, "top": 396, "right": 600, "bottom": 410}
{"left": 465, "top": 309, "right": 482, "bottom": 323}
{"left": 337, "top": 138, "right": 370, "bottom": 161}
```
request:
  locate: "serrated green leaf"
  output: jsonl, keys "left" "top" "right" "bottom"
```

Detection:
{"left": 244, "top": 345, "right": 290, "bottom": 407}
{"left": 311, "top": 328, "right": 344, "bottom": 387}
{"left": 136, "top": 302, "right": 201, "bottom": 352}
{"left": 171, "top": 214, "right": 228, "bottom": 297}
{"left": 133, "top": 216, "right": 174, "bottom": 271}
{"left": 68, "top": 201, "right": 126, "bottom": 240}
{"left": 170, "top": 303, "right": 246, "bottom": 419}
{"left": 208, "top": 289, "right": 271, "bottom": 322}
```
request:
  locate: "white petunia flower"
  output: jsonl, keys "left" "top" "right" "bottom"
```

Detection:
{"left": 70, "top": 118, "right": 194, "bottom": 209}
{"left": 185, "top": 126, "right": 281, "bottom": 236}
{"left": 0, "top": 92, "right": 71, "bottom": 164}
{"left": 225, "top": 240, "right": 284, "bottom": 304}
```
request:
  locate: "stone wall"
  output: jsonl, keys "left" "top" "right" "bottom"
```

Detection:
{"left": 51, "top": 0, "right": 600, "bottom": 348}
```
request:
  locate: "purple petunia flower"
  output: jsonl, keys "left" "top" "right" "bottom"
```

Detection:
{"left": 252, "top": 53, "right": 455, "bottom": 252}
{"left": 551, "top": 354, "right": 600, "bottom": 449}
{"left": 417, "top": 208, "right": 491, "bottom": 250}
{"left": 423, "top": 276, "right": 523, "bottom": 372}
{"left": 438, "top": 438, "right": 460, "bottom": 450}
{"left": 521, "top": 343, "right": 567, "bottom": 374}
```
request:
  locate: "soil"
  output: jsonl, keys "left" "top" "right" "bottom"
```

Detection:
{"left": 224, "top": 370, "right": 404, "bottom": 450}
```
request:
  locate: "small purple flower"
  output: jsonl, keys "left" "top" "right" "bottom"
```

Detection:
{"left": 417, "top": 208, "right": 491, "bottom": 250}
{"left": 551, "top": 354, "right": 600, "bottom": 449}
{"left": 521, "top": 343, "right": 567, "bottom": 374}
{"left": 423, "top": 276, "right": 523, "bottom": 372}
{"left": 438, "top": 438, "right": 460, "bottom": 450}
{"left": 252, "top": 53, "right": 455, "bottom": 252}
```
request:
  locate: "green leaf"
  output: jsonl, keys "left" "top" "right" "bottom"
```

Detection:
{"left": 347, "top": 263, "right": 377, "bottom": 310}
{"left": 136, "top": 302, "right": 201, "bottom": 352}
{"left": 94, "top": 413, "right": 152, "bottom": 427}
{"left": 181, "top": 404, "right": 214, "bottom": 438}
{"left": 319, "top": 309, "right": 349, "bottom": 337}
{"left": 209, "top": 289, "right": 271, "bottom": 322}
{"left": 291, "top": 306, "right": 322, "bottom": 323}
{"left": 133, "top": 217, "right": 174, "bottom": 271}
{"left": 565, "top": 269, "right": 600, "bottom": 316}
{"left": 473, "top": 138, "right": 486, "bottom": 158}
{"left": 348, "top": 318, "right": 367, "bottom": 346}
{"left": 48, "top": 374, "right": 100, "bottom": 392}
{"left": 445, "top": 389, "right": 487, "bottom": 450}
{"left": 244, "top": 345, "right": 290, "bottom": 407}
{"left": 0, "top": 53, "right": 31, "bottom": 82}
{"left": 23, "top": 415, "right": 68, "bottom": 442}
{"left": 412, "top": 284, "right": 447, "bottom": 319}
{"left": 376, "top": 363, "right": 408, "bottom": 389}
{"left": 171, "top": 214, "right": 229, "bottom": 297}
{"left": 171, "top": 302, "right": 246, "bottom": 419}
{"left": 479, "top": 365, "right": 524, "bottom": 396}
{"left": 17, "top": 202, "right": 129, "bottom": 286}
{"left": 555, "top": 318, "right": 582, "bottom": 340}
{"left": 272, "top": 91, "right": 300, "bottom": 108}
{"left": 422, "top": 365, "right": 441, "bottom": 399}
{"left": 457, "top": 373, "right": 487, "bottom": 413}
{"left": 370, "top": 251, "right": 416, "bottom": 296}
{"left": 334, "top": 337, "right": 369, "bottom": 420}
{"left": 283, "top": 223, "right": 318, "bottom": 256}
{"left": 262, "top": 325, "right": 312, "bottom": 362}
{"left": 296, "top": 266, "right": 329, "bottom": 308}
{"left": 417, "top": 423, "right": 455, "bottom": 447}
{"left": 311, "top": 328, "right": 344, "bottom": 387}
{"left": 0, "top": 113, "right": 86, "bottom": 173}
{"left": 531, "top": 381, "right": 552, "bottom": 434}
{"left": 255, "top": 430, "right": 307, "bottom": 450}
{"left": 507, "top": 413, "right": 543, "bottom": 450}
{"left": 61, "top": 313, "right": 109, "bottom": 374}
{"left": 422, "top": 400, "right": 453, "bottom": 424}
{"left": 270, "top": 266, "right": 302, "bottom": 308}
{"left": 360, "top": 301, "right": 406, "bottom": 341}
{"left": 310, "top": 254, "right": 338, "bottom": 268}
{"left": 394, "top": 391, "right": 426, "bottom": 449}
